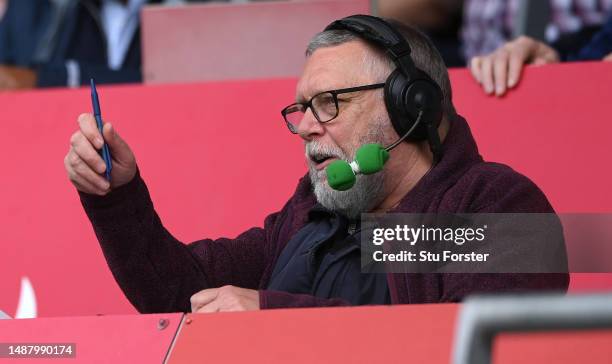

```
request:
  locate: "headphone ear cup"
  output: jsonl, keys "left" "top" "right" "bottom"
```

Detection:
{"left": 403, "top": 79, "right": 443, "bottom": 137}
{"left": 384, "top": 70, "right": 443, "bottom": 141}
{"left": 384, "top": 69, "right": 414, "bottom": 139}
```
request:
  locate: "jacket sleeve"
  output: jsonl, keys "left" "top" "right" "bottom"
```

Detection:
{"left": 79, "top": 169, "right": 276, "bottom": 313}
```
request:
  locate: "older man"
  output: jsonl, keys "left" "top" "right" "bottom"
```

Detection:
{"left": 65, "top": 15, "right": 568, "bottom": 313}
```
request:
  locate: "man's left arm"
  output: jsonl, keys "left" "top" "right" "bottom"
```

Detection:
{"left": 190, "top": 286, "right": 351, "bottom": 313}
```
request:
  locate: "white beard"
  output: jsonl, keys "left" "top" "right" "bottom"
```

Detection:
{"left": 306, "top": 122, "right": 388, "bottom": 220}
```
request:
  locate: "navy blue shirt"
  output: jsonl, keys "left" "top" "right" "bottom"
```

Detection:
{"left": 267, "top": 204, "right": 390, "bottom": 305}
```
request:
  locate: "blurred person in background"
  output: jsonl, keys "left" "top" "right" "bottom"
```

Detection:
{"left": 470, "top": 14, "right": 612, "bottom": 96}
{"left": 378, "top": 0, "right": 465, "bottom": 67}
{"left": 463, "top": 0, "right": 612, "bottom": 63}
{"left": 0, "top": 0, "right": 180, "bottom": 90}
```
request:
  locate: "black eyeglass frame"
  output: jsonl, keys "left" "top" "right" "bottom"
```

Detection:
{"left": 281, "top": 83, "right": 386, "bottom": 134}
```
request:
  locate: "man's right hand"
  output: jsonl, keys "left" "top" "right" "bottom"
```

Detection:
{"left": 64, "top": 113, "right": 137, "bottom": 195}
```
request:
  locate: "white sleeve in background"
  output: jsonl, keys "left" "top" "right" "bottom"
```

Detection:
{"left": 65, "top": 59, "right": 81, "bottom": 88}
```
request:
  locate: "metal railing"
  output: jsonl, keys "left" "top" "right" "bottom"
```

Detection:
{"left": 452, "top": 293, "right": 612, "bottom": 364}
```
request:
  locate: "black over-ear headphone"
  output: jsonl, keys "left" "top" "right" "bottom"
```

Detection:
{"left": 324, "top": 14, "right": 444, "bottom": 162}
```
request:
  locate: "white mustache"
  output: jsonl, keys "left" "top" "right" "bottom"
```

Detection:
{"left": 305, "top": 141, "right": 347, "bottom": 161}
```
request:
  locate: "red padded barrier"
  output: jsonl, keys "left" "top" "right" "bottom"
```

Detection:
{"left": 0, "top": 62, "right": 610, "bottom": 318}
{"left": 168, "top": 305, "right": 459, "bottom": 363}
{"left": 166, "top": 305, "right": 612, "bottom": 364}
{"left": 0, "top": 313, "right": 182, "bottom": 362}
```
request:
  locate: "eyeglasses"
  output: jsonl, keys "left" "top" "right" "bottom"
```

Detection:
{"left": 281, "top": 83, "right": 385, "bottom": 134}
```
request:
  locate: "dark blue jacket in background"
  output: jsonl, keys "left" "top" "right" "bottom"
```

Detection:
{"left": 573, "top": 15, "right": 612, "bottom": 60}
{"left": 0, "top": 0, "right": 161, "bottom": 87}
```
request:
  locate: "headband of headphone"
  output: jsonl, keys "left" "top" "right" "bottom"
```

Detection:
{"left": 325, "top": 15, "right": 421, "bottom": 82}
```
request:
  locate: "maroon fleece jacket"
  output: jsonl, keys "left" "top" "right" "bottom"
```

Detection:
{"left": 79, "top": 115, "right": 569, "bottom": 313}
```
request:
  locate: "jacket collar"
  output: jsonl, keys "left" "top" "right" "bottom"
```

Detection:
{"left": 392, "top": 114, "right": 483, "bottom": 213}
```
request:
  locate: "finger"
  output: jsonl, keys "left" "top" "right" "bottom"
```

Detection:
{"left": 190, "top": 288, "right": 219, "bottom": 312}
{"left": 68, "top": 151, "right": 110, "bottom": 191}
{"left": 65, "top": 157, "right": 108, "bottom": 195}
{"left": 470, "top": 56, "right": 483, "bottom": 84}
{"left": 78, "top": 113, "right": 104, "bottom": 149}
{"left": 493, "top": 51, "right": 509, "bottom": 96}
{"left": 73, "top": 159, "right": 111, "bottom": 192}
{"left": 103, "top": 123, "right": 133, "bottom": 163}
{"left": 507, "top": 52, "right": 525, "bottom": 88}
{"left": 72, "top": 133, "right": 107, "bottom": 174}
{"left": 480, "top": 56, "right": 495, "bottom": 95}
{"left": 603, "top": 53, "right": 612, "bottom": 62}
{"left": 194, "top": 299, "right": 221, "bottom": 314}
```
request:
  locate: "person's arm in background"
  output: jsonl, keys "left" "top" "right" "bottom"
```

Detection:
{"left": 64, "top": 114, "right": 271, "bottom": 313}
{"left": 470, "top": 15, "right": 612, "bottom": 97}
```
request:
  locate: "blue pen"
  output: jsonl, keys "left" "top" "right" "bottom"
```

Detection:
{"left": 90, "top": 78, "right": 112, "bottom": 181}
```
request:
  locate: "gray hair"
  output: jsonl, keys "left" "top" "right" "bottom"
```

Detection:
{"left": 306, "top": 22, "right": 456, "bottom": 119}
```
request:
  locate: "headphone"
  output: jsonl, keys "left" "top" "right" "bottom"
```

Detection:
{"left": 321, "top": 15, "right": 444, "bottom": 191}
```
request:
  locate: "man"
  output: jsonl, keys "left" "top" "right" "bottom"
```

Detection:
{"left": 64, "top": 16, "right": 568, "bottom": 313}
{"left": 0, "top": 0, "right": 171, "bottom": 90}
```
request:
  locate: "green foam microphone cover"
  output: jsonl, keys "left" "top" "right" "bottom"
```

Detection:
{"left": 326, "top": 160, "right": 356, "bottom": 191}
{"left": 325, "top": 144, "right": 389, "bottom": 191}
{"left": 355, "top": 143, "right": 389, "bottom": 174}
